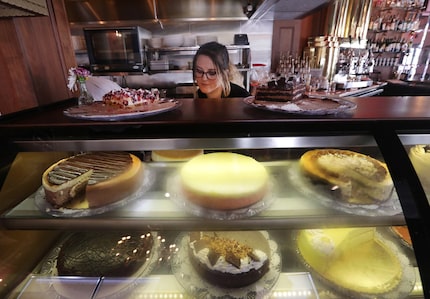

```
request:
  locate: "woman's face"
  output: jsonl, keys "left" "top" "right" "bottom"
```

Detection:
{"left": 195, "top": 54, "right": 222, "bottom": 98}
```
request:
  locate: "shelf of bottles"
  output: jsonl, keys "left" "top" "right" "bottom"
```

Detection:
{"left": 366, "top": 0, "right": 426, "bottom": 80}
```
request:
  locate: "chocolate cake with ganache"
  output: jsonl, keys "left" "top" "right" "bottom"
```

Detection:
{"left": 255, "top": 77, "right": 306, "bottom": 101}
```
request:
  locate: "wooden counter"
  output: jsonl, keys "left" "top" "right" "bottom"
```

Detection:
{"left": 1, "top": 96, "right": 430, "bottom": 139}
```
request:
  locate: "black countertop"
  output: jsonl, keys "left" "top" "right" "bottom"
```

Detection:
{"left": 1, "top": 96, "right": 430, "bottom": 140}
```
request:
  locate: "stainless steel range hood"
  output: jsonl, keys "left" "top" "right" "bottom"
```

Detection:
{"left": 65, "top": 0, "right": 258, "bottom": 25}
{"left": 65, "top": 0, "right": 332, "bottom": 25}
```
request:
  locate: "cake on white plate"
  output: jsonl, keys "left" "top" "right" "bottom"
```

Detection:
{"left": 179, "top": 152, "right": 269, "bottom": 210}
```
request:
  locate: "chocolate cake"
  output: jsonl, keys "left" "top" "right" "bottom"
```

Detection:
{"left": 57, "top": 231, "right": 154, "bottom": 277}
{"left": 255, "top": 77, "right": 306, "bottom": 101}
{"left": 188, "top": 231, "right": 270, "bottom": 288}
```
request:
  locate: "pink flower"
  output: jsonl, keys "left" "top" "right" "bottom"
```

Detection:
{"left": 67, "top": 67, "right": 91, "bottom": 91}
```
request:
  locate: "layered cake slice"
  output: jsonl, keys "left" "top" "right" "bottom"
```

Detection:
{"left": 255, "top": 77, "right": 306, "bottom": 101}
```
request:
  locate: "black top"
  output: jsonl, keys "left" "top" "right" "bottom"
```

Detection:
{"left": 197, "top": 82, "right": 250, "bottom": 98}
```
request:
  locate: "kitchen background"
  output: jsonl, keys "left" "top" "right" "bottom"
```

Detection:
{"left": 72, "top": 19, "right": 273, "bottom": 92}
{"left": 1, "top": 0, "right": 429, "bottom": 116}
{"left": 65, "top": 0, "right": 329, "bottom": 93}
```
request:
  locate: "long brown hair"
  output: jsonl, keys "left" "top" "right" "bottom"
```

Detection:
{"left": 192, "top": 42, "right": 231, "bottom": 97}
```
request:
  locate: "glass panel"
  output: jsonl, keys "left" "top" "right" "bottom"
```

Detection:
{"left": 5, "top": 229, "right": 422, "bottom": 299}
{"left": 398, "top": 134, "right": 430, "bottom": 207}
{"left": 1, "top": 135, "right": 404, "bottom": 229}
{"left": 0, "top": 133, "right": 424, "bottom": 298}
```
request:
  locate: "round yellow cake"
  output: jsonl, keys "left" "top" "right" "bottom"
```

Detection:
{"left": 297, "top": 228, "right": 402, "bottom": 295}
{"left": 152, "top": 149, "right": 203, "bottom": 162}
{"left": 180, "top": 152, "right": 269, "bottom": 210}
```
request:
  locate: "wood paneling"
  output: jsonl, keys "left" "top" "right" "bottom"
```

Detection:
{"left": 0, "top": 0, "right": 75, "bottom": 116}
{"left": 271, "top": 20, "right": 301, "bottom": 72}
{"left": 271, "top": 7, "right": 329, "bottom": 73}
{"left": 0, "top": 19, "right": 38, "bottom": 115}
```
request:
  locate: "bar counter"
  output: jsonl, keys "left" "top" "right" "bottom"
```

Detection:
{"left": 1, "top": 96, "right": 430, "bottom": 139}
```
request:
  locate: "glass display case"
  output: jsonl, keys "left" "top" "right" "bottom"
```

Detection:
{"left": 1, "top": 97, "right": 430, "bottom": 298}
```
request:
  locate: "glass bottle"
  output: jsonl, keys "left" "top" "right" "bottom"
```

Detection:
{"left": 77, "top": 78, "right": 94, "bottom": 105}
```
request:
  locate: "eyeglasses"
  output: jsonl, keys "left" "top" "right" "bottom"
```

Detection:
{"left": 195, "top": 68, "right": 217, "bottom": 80}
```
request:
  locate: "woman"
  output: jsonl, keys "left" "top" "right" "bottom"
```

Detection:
{"left": 192, "top": 41, "right": 250, "bottom": 98}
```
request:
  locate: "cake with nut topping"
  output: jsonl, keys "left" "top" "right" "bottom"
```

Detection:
{"left": 188, "top": 231, "right": 270, "bottom": 288}
{"left": 299, "top": 149, "right": 394, "bottom": 204}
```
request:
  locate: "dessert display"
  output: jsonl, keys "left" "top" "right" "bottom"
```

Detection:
{"left": 151, "top": 149, "right": 204, "bottom": 162}
{"left": 42, "top": 152, "right": 144, "bottom": 209}
{"left": 299, "top": 149, "right": 394, "bottom": 205}
{"left": 102, "top": 88, "right": 160, "bottom": 108}
{"left": 296, "top": 228, "right": 410, "bottom": 296}
{"left": 255, "top": 77, "right": 306, "bottom": 101}
{"left": 408, "top": 145, "right": 430, "bottom": 196}
{"left": 179, "top": 152, "right": 269, "bottom": 210}
{"left": 56, "top": 231, "right": 155, "bottom": 277}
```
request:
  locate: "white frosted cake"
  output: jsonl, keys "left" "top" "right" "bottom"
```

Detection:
{"left": 180, "top": 152, "right": 269, "bottom": 210}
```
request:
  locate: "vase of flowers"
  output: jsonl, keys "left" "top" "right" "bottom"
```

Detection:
{"left": 67, "top": 67, "right": 94, "bottom": 105}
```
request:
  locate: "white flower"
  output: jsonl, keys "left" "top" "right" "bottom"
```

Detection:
{"left": 67, "top": 68, "right": 78, "bottom": 91}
